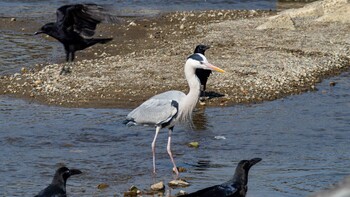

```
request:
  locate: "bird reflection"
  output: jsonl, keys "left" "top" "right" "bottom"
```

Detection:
{"left": 192, "top": 107, "right": 209, "bottom": 131}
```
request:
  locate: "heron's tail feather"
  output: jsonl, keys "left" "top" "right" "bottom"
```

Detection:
{"left": 123, "top": 119, "right": 137, "bottom": 126}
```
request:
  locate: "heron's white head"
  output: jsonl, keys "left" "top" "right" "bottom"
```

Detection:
{"left": 186, "top": 53, "right": 225, "bottom": 73}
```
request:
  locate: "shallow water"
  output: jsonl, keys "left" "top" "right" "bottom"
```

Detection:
{"left": 1, "top": 71, "right": 349, "bottom": 196}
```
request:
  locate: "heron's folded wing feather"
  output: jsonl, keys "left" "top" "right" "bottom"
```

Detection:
{"left": 127, "top": 98, "right": 178, "bottom": 126}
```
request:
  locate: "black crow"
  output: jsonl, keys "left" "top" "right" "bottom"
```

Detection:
{"left": 35, "top": 4, "right": 115, "bottom": 74}
{"left": 194, "top": 45, "right": 211, "bottom": 99}
{"left": 180, "top": 158, "right": 262, "bottom": 197}
{"left": 35, "top": 166, "right": 82, "bottom": 197}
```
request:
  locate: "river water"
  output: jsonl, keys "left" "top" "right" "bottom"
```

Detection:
{"left": 1, "top": 0, "right": 349, "bottom": 197}
{"left": 1, "top": 72, "right": 349, "bottom": 196}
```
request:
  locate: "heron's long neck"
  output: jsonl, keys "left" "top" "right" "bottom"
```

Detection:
{"left": 178, "top": 65, "right": 201, "bottom": 122}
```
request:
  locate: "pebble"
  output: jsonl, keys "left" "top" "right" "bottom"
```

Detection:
{"left": 168, "top": 179, "right": 190, "bottom": 187}
{"left": 128, "top": 21, "right": 137, "bottom": 26}
{"left": 97, "top": 183, "right": 109, "bottom": 190}
{"left": 214, "top": 136, "right": 226, "bottom": 140}
{"left": 188, "top": 141, "right": 199, "bottom": 148}
{"left": 151, "top": 181, "right": 165, "bottom": 191}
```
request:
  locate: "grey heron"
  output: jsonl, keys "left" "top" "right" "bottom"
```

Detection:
{"left": 124, "top": 53, "right": 225, "bottom": 176}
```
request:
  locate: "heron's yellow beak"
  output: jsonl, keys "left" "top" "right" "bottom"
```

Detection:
{"left": 205, "top": 63, "right": 225, "bottom": 73}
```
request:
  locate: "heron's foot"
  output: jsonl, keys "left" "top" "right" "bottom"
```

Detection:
{"left": 59, "top": 65, "right": 71, "bottom": 75}
{"left": 172, "top": 167, "right": 179, "bottom": 178}
{"left": 152, "top": 168, "right": 157, "bottom": 175}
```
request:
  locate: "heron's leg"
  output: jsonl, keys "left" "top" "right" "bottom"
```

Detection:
{"left": 152, "top": 126, "right": 161, "bottom": 174}
{"left": 167, "top": 126, "right": 179, "bottom": 177}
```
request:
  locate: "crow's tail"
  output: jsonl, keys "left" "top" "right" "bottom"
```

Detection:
{"left": 85, "top": 38, "right": 113, "bottom": 48}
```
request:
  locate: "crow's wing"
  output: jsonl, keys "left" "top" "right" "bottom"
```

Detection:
{"left": 181, "top": 184, "right": 238, "bottom": 197}
{"left": 56, "top": 4, "right": 106, "bottom": 37}
{"left": 35, "top": 184, "right": 66, "bottom": 197}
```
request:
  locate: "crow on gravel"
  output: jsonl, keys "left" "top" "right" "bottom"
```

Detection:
{"left": 35, "top": 4, "right": 117, "bottom": 74}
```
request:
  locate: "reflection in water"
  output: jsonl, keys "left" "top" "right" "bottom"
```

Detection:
{"left": 192, "top": 107, "right": 208, "bottom": 131}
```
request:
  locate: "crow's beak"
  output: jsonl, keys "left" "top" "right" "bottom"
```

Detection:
{"left": 249, "top": 158, "right": 262, "bottom": 167}
{"left": 69, "top": 169, "right": 82, "bottom": 176}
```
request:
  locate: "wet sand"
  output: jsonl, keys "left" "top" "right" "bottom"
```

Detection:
{"left": 0, "top": 5, "right": 349, "bottom": 108}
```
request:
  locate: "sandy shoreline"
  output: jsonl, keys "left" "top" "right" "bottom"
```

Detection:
{"left": 1, "top": 1, "right": 349, "bottom": 108}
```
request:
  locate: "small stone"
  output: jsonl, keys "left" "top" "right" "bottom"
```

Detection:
{"left": 151, "top": 181, "right": 165, "bottom": 191}
{"left": 216, "top": 135, "right": 228, "bottom": 140}
{"left": 34, "top": 80, "right": 42, "bottom": 86}
{"left": 129, "top": 185, "right": 140, "bottom": 193}
{"left": 10, "top": 18, "right": 16, "bottom": 21}
{"left": 168, "top": 179, "right": 190, "bottom": 187}
{"left": 179, "top": 24, "right": 185, "bottom": 30}
{"left": 97, "top": 183, "right": 109, "bottom": 190}
{"left": 188, "top": 141, "right": 199, "bottom": 148}
{"left": 177, "top": 190, "right": 187, "bottom": 195}
{"left": 329, "top": 81, "right": 337, "bottom": 86}
{"left": 21, "top": 67, "right": 27, "bottom": 74}
{"left": 128, "top": 21, "right": 137, "bottom": 26}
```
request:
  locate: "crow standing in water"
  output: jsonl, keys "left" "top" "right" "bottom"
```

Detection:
{"left": 35, "top": 4, "right": 115, "bottom": 74}
{"left": 194, "top": 45, "right": 211, "bottom": 100}
{"left": 180, "top": 158, "right": 262, "bottom": 197}
{"left": 35, "top": 167, "right": 82, "bottom": 197}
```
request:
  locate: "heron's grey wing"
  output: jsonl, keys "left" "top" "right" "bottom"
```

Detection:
{"left": 126, "top": 98, "right": 178, "bottom": 126}
{"left": 151, "top": 90, "right": 185, "bottom": 102}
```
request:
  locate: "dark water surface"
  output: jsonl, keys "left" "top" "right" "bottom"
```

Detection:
{"left": 1, "top": 71, "right": 349, "bottom": 196}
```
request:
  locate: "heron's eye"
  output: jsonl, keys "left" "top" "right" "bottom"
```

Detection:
{"left": 200, "top": 61, "right": 204, "bottom": 64}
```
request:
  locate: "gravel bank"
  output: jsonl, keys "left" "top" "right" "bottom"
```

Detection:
{"left": 0, "top": 2, "right": 349, "bottom": 108}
